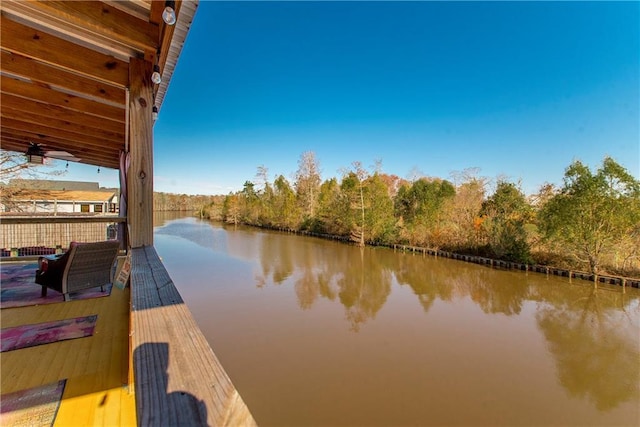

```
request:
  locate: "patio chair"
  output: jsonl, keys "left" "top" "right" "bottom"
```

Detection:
{"left": 35, "top": 240, "right": 120, "bottom": 301}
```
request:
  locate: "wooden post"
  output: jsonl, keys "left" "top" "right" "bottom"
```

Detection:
{"left": 128, "top": 57, "right": 154, "bottom": 248}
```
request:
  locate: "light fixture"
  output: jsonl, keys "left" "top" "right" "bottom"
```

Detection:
{"left": 66, "top": 161, "right": 69, "bottom": 169}
{"left": 151, "top": 64, "right": 162, "bottom": 84}
{"left": 97, "top": 166, "right": 101, "bottom": 174}
{"left": 26, "top": 143, "right": 45, "bottom": 164}
{"left": 152, "top": 106, "right": 159, "bottom": 121}
{"left": 162, "top": 1, "right": 177, "bottom": 25}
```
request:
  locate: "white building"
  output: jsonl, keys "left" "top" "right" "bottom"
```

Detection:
{"left": 1, "top": 180, "right": 119, "bottom": 214}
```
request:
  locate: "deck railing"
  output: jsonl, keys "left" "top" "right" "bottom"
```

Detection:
{"left": 130, "top": 246, "right": 257, "bottom": 425}
{"left": 0, "top": 215, "right": 126, "bottom": 257}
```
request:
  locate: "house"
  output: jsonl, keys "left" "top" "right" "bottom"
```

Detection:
{"left": 2, "top": 180, "right": 119, "bottom": 214}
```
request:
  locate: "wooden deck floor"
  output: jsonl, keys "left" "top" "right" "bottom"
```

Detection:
{"left": 1, "top": 268, "right": 136, "bottom": 426}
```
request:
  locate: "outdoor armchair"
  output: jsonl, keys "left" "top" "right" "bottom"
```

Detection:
{"left": 35, "top": 240, "right": 120, "bottom": 301}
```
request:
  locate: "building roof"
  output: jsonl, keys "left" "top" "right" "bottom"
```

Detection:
{"left": 9, "top": 179, "right": 101, "bottom": 191}
{"left": 11, "top": 189, "right": 117, "bottom": 203}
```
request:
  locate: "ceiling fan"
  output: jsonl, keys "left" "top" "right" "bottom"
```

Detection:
{"left": 25, "top": 142, "right": 80, "bottom": 165}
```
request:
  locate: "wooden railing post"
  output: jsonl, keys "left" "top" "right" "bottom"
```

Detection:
{"left": 128, "top": 57, "right": 154, "bottom": 248}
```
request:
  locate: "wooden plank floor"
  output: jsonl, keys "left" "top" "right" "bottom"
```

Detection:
{"left": 1, "top": 266, "right": 136, "bottom": 426}
{"left": 131, "top": 246, "right": 257, "bottom": 426}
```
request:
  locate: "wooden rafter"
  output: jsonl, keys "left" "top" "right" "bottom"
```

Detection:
{"left": 0, "top": 0, "right": 195, "bottom": 169}
{"left": 0, "top": 76, "right": 125, "bottom": 123}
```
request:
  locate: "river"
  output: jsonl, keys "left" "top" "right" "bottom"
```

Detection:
{"left": 153, "top": 214, "right": 640, "bottom": 426}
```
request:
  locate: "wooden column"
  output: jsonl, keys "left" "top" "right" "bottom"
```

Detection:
{"left": 128, "top": 57, "right": 154, "bottom": 248}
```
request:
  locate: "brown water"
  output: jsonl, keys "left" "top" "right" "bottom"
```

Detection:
{"left": 154, "top": 215, "right": 640, "bottom": 426}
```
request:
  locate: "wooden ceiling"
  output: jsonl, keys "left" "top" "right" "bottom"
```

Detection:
{"left": 0, "top": 0, "right": 197, "bottom": 170}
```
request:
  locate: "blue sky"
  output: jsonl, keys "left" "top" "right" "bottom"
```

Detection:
{"left": 60, "top": 1, "right": 639, "bottom": 195}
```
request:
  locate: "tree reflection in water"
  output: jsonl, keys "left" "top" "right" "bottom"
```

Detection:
{"left": 257, "top": 234, "right": 394, "bottom": 330}
{"left": 255, "top": 231, "right": 640, "bottom": 408}
{"left": 394, "top": 251, "right": 531, "bottom": 315}
{"left": 534, "top": 286, "right": 640, "bottom": 411}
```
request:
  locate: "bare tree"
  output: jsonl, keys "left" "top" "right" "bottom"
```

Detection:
{"left": 294, "top": 151, "right": 321, "bottom": 220}
{"left": 0, "top": 150, "right": 65, "bottom": 212}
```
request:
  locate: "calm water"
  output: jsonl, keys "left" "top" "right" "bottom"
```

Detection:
{"left": 154, "top": 215, "right": 640, "bottom": 426}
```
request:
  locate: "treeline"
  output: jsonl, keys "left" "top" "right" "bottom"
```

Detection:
{"left": 206, "top": 152, "right": 639, "bottom": 276}
{"left": 153, "top": 191, "right": 223, "bottom": 213}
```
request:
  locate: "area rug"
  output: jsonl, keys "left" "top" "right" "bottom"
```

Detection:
{"left": 0, "top": 314, "right": 98, "bottom": 352}
{"left": 0, "top": 380, "right": 66, "bottom": 426}
{"left": 1, "top": 263, "right": 112, "bottom": 309}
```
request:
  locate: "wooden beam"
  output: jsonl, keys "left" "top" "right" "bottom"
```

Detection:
{"left": 1, "top": 16, "right": 129, "bottom": 88}
{"left": 1, "top": 93, "right": 125, "bottom": 134}
{"left": 9, "top": 1, "right": 160, "bottom": 54}
{"left": 103, "top": 0, "right": 151, "bottom": 21}
{"left": 0, "top": 76, "right": 125, "bottom": 123}
{"left": 149, "top": 0, "right": 166, "bottom": 25}
{"left": 1, "top": 107, "right": 125, "bottom": 143}
{"left": 1, "top": 50, "right": 125, "bottom": 106}
{"left": 128, "top": 57, "right": 154, "bottom": 248}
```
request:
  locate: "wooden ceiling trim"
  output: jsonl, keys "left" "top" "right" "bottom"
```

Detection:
{"left": 2, "top": 94, "right": 125, "bottom": 134}
{"left": 1, "top": 16, "right": 129, "bottom": 88}
{"left": 156, "top": 1, "right": 181, "bottom": 72}
{"left": 2, "top": 1, "right": 140, "bottom": 62}
{"left": 149, "top": 0, "right": 165, "bottom": 25}
{"left": 2, "top": 117, "right": 122, "bottom": 151}
{"left": 154, "top": 0, "right": 195, "bottom": 108}
{"left": 1, "top": 126, "right": 122, "bottom": 159}
{"left": 103, "top": 0, "right": 151, "bottom": 22}
{"left": 1, "top": 135, "right": 120, "bottom": 165}
{"left": 1, "top": 107, "right": 125, "bottom": 143}
{"left": 1, "top": 133, "right": 121, "bottom": 164}
{"left": 1, "top": 50, "right": 126, "bottom": 107}
{"left": 2, "top": 133, "right": 119, "bottom": 164}
{"left": 8, "top": 1, "right": 160, "bottom": 54}
{"left": 0, "top": 76, "right": 125, "bottom": 123}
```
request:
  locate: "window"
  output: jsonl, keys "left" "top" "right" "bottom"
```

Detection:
{"left": 94, "top": 204, "right": 103, "bottom": 213}
{"left": 80, "top": 204, "right": 90, "bottom": 213}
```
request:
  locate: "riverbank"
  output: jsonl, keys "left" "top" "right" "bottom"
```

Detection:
{"left": 223, "top": 222, "right": 640, "bottom": 290}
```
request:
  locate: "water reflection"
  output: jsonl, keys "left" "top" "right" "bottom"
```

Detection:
{"left": 256, "top": 232, "right": 393, "bottom": 330}
{"left": 155, "top": 216, "right": 640, "bottom": 424}
{"left": 535, "top": 287, "right": 640, "bottom": 411}
{"left": 251, "top": 224, "right": 640, "bottom": 410}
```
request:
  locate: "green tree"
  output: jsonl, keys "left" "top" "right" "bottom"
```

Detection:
{"left": 480, "top": 180, "right": 533, "bottom": 263}
{"left": 239, "top": 181, "right": 260, "bottom": 225}
{"left": 539, "top": 157, "right": 640, "bottom": 274}
{"left": 339, "top": 162, "right": 370, "bottom": 246}
{"left": 315, "top": 178, "right": 342, "bottom": 234}
{"left": 363, "top": 173, "right": 396, "bottom": 244}
{"left": 273, "top": 175, "right": 299, "bottom": 229}
{"left": 394, "top": 178, "right": 455, "bottom": 246}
